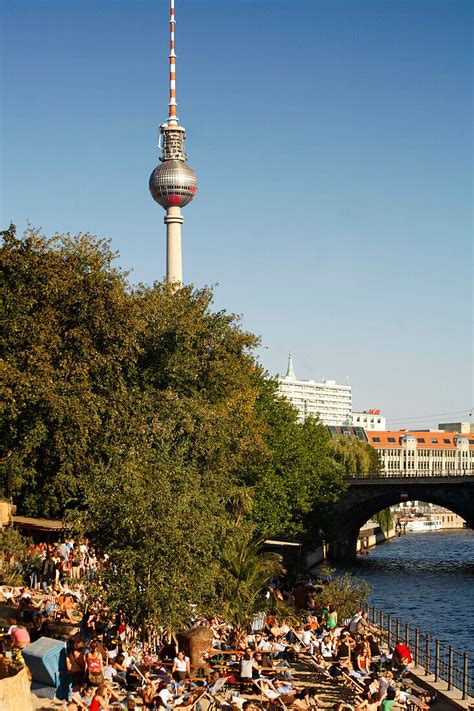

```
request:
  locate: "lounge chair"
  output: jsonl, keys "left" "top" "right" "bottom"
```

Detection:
{"left": 196, "top": 676, "right": 229, "bottom": 711}
{"left": 253, "top": 678, "right": 290, "bottom": 710}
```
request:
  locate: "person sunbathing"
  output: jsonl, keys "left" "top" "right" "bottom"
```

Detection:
{"left": 0, "top": 585, "right": 23, "bottom": 605}
{"left": 262, "top": 679, "right": 314, "bottom": 709}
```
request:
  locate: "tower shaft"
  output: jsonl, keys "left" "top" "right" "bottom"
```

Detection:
{"left": 149, "top": 0, "right": 197, "bottom": 288}
{"left": 165, "top": 205, "right": 183, "bottom": 287}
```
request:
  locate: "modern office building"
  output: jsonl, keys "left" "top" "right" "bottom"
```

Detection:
{"left": 351, "top": 410, "right": 386, "bottom": 431}
{"left": 366, "top": 430, "right": 474, "bottom": 473}
{"left": 278, "top": 355, "right": 352, "bottom": 425}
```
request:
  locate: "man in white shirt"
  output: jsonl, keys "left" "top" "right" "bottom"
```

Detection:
{"left": 348, "top": 611, "right": 362, "bottom": 635}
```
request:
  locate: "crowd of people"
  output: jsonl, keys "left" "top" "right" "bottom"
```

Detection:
{"left": 0, "top": 540, "right": 432, "bottom": 711}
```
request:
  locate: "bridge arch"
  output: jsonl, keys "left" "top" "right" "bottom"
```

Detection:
{"left": 326, "top": 474, "right": 474, "bottom": 561}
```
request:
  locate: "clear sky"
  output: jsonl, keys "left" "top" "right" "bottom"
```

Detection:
{"left": 1, "top": 0, "right": 472, "bottom": 429}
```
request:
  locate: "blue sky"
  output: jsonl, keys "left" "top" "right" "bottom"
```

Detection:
{"left": 1, "top": 0, "right": 472, "bottom": 429}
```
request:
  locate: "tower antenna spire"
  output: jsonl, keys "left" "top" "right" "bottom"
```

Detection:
{"left": 168, "top": 0, "right": 178, "bottom": 126}
{"left": 149, "top": 0, "right": 197, "bottom": 289}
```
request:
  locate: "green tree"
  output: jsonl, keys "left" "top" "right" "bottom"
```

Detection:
{"left": 329, "top": 435, "right": 382, "bottom": 477}
{"left": 0, "top": 526, "right": 29, "bottom": 584}
{"left": 80, "top": 281, "right": 268, "bottom": 631}
{"left": 84, "top": 436, "right": 229, "bottom": 632}
{"left": 315, "top": 565, "right": 371, "bottom": 620}
{"left": 373, "top": 507, "right": 393, "bottom": 533}
{"left": 242, "top": 378, "right": 345, "bottom": 538}
{"left": 1, "top": 225, "right": 141, "bottom": 516}
{"left": 218, "top": 530, "right": 283, "bottom": 643}
{"left": 2, "top": 225, "right": 355, "bottom": 630}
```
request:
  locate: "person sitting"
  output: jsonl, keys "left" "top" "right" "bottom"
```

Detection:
{"left": 71, "top": 684, "right": 95, "bottom": 709}
{"left": 239, "top": 648, "right": 256, "bottom": 686}
{"left": 271, "top": 679, "right": 313, "bottom": 709}
{"left": 320, "top": 632, "right": 335, "bottom": 660}
{"left": 355, "top": 689, "right": 381, "bottom": 711}
{"left": 326, "top": 605, "right": 338, "bottom": 631}
{"left": 348, "top": 611, "right": 362, "bottom": 636}
{"left": 112, "top": 653, "right": 128, "bottom": 687}
{"left": 356, "top": 612, "right": 378, "bottom": 638}
{"left": 172, "top": 650, "right": 191, "bottom": 684}
{"left": 380, "top": 687, "right": 406, "bottom": 711}
{"left": 353, "top": 642, "right": 371, "bottom": 677}
{"left": 392, "top": 640, "right": 413, "bottom": 680}
{"left": 41, "top": 588, "right": 58, "bottom": 618}
{"left": 336, "top": 632, "right": 353, "bottom": 663}
{"left": 89, "top": 682, "right": 121, "bottom": 711}
{"left": 155, "top": 680, "right": 174, "bottom": 710}
{"left": 366, "top": 634, "right": 382, "bottom": 667}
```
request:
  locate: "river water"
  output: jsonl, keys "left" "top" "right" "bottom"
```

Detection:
{"left": 335, "top": 529, "right": 474, "bottom": 658}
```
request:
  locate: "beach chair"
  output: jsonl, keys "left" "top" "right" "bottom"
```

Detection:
{"left": 340, "top": 670, "right": 365, "bottom": 694}
{"left": 195, "top": 676, "right": 229, "bottom": 711}
{"left": 292, "top": 629, "right": 311, "bottom": 654}
{"left": 253, "top": 678, "right": 290, "bottom": 710}
{"left": 310, "top": 658, "right": 333, "bottom": 682}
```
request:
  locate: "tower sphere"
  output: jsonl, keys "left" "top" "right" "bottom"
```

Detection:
{"left": 149, "top": 159, "right": 197, "bottom": 209}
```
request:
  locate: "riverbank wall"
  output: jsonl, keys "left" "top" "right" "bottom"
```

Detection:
{"left": 408, "top": 665, "right": 473, "bottom": 711}
{"left": 357, "top": 522, "right": 396, "bottom": 552}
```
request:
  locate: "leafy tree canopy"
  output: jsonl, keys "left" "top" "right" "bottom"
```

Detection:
{"left": 242, "top": 377, "right": 345, "bottom": 538}
{"left": 1, "top": 225, "right": 374, "bottom": 630}
{"left": 329, "top": 435, "right": 382, "bottom": 477}
{"left": 1, "top": 225, "right": 141, "bottom": 515}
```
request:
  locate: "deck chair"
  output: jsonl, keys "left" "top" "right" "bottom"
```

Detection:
{"left": 292, "top": 629, "right": 311, "bottom": 654}
{"left": 310, "top": 659, "right": 333, "bottom": 681}
{"left": 340, "top": 670, "right": 366, "bottom": 694}
{"left": 195, "top": 676, "right": 229, "bottom": 711}
{"left": 253, "top": 678, "right": 290, "bottom": 710}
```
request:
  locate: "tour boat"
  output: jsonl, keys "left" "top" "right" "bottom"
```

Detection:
{"left": 403, "top": 517, "right": 443, "bottom": 532}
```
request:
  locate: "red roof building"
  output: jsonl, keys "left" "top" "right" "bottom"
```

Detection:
{"left": 366, "top": 430, "right": 474, "bottom": 474}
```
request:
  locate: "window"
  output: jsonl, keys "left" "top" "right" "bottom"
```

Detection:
{"left": 417, "top": 438, "right": 425, "bottom": 443}
{"left": 430, "top": 438, "right": 438, "bottom": 443}
{"left": 372, "top": 437, "right": 381, "bottom": 442}
{"left": 444, "top": 439, "right": 451, "bottom": 444}
{"left": 388, "top": 437, "right": 395, "bottom": 442}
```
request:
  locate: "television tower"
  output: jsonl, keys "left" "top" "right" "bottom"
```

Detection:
{"left": 149, "top": 0, "right": 197, "bottom": 288}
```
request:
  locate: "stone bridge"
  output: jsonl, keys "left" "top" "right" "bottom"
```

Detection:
{"left": 326, "top": 471, "right": 474, "bottom": 560}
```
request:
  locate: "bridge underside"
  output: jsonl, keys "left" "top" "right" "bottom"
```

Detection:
{"left": 325, "top": 476, "right": 474, "bottom": 561}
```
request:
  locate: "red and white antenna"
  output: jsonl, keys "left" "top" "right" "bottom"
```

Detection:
{"left": 168, "top": 0, "right": 178, "bottom": 125}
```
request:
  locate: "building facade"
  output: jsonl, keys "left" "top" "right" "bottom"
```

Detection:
{"left": 351, "top": 410, "right": 386, "bottom": 431}
{"left": 278, "top": 355, "right": 352, "bottom": 425}
{"left": 439, "top": 422, "right": 474, "bottom": 434}
{"left": 366, "top": 430, "right": 474, "bottom": 473}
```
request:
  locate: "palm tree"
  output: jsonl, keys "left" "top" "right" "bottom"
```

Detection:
{"left": 219, "top": 529, "right": 284, "bottom": 644}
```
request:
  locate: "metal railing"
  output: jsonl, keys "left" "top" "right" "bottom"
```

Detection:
{"left": 345, "top": 470, "right": 474, "bottom": 480}
{"left": 366, "top": 605, "right": 473, "bottom": 699}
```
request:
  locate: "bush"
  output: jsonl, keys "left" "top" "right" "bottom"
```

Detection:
{"left": 0, "top": 526, "right": 29, "bottom": 585}
{"left": 314, "top": 565, "right": 371, "bottom": 621}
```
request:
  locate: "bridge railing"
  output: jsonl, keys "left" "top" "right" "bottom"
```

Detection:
{"left": 367, "top": 605, "right": 473, "bottom": 699}
{"left": 345, "top": 469, "right": 474, "bottom": 480}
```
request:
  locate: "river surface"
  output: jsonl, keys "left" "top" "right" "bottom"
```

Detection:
{"left": 335, "top": 529, "right": 474, "bottom": 658}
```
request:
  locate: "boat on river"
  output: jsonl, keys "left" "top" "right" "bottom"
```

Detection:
{"left": 401, "top": 516, "right": 442, "bottom": 532}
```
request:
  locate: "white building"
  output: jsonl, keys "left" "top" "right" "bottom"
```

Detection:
{"left": 351, "top": 410, "right": 386, "bottom": 431}
{"left": 366, "top": 430, "right": 474, "bottom": 473}
{"left": 277, "top": 355, "right": 352, "bottom": 425}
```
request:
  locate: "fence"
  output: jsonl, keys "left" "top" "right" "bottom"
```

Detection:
{"left": 346, "top": 470, "right": 474, "bottom": 480}
{"left": 366, "top": 606, "right": 473, "bottom": 699}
